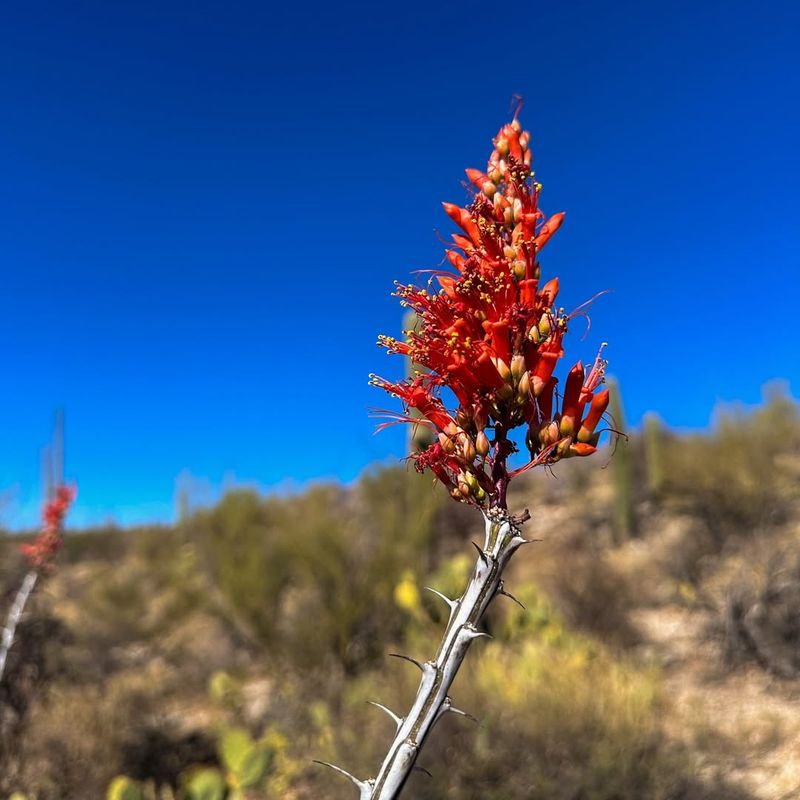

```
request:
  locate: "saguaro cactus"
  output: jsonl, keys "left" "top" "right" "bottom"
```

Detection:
{"left": 607, "top": 378, "right": 635, "bottom": 542}
{"left": 402, "top": 309, "right": 435, "bottom": 454}
{"left": 643, "top": 411, "right": 665, "bottom": 497}
{"left": 316, "top": 112, "right": 611, "bottom": 797}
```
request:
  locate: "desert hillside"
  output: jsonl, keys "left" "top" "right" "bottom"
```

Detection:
{"left": 2, "top": 391, "right": 799, "bottom": 800}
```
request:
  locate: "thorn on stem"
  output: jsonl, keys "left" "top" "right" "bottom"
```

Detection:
{"left": 312, "top": 760, "right": 371, "bottom": 792}
{"left": 462, "top": 624, "right": 493, "bottom": 641}
{"left": 367, "top": 700, "right": 403, "bottom": 728}
{"left": 413, "top": 765, "right": 433, "bottom": 778}
{"left": 497, "top": 581, "right": 526, "bottom": 609}
{"left": 425, "top": 586, "right": 457, "bottom": 609}
{"left": 446, "top": 698, "right": 479, "bottom": 724}
{"left": 471, "top": 541, "right": 491, "bottom": 565}
{"left": 511, "top": 534, "right": 540, "bottom": 548}
{"left": 388, "top": 652, "right": 424, "bottom": 672}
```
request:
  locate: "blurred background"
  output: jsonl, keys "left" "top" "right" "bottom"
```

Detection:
{"left": 1, "top": 1, "right": 799, "bottom": 798}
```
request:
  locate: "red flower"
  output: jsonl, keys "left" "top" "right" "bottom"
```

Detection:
{"left": 20, "top": 484, "right": 76, "bottom": 571}
{"left": 371, "top": 114, "right": 608, "bottom": 508}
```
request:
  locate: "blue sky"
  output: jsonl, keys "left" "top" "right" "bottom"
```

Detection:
{"left": 1, "top": 0, "right": 798, "bottom": 529}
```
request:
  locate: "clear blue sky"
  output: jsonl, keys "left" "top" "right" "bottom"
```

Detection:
{"left": 1, "top": 0, "right": 798, "bottom": 529}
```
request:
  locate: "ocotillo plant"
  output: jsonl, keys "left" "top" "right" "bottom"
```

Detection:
{"left": 316, "top": 113, "right": 611, "bottom": 797}
{"left": 0, "top": 484, "right": 76, "bottom": 683}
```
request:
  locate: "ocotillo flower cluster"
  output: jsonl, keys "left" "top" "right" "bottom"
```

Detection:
{"left": 20, "top": 485, "right": 76, "bottom": 571}
{"left": 371, "top": 115, "right": 609, "bottom": 510}
{"left": 1, "top": 485, "right": 76, "bottom": 684}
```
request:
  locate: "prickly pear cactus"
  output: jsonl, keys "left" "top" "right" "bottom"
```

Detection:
{"left": 183, "top": 767, "right": 226, "bottom": 800}
{"left": 218, "top": 726, "right": 273, "bottom": 790}
{"left": 106, "top": 776, "right": 146, "bottom": 800}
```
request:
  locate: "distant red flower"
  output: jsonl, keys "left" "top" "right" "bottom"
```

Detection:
{"left": 371, "top": 114, "right": 609, "bottom": 509}
{"left": 20, "top": 485, "right": 76, "bottom": 571}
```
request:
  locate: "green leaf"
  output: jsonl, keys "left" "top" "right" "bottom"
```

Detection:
{"left": 106, "top": 776, "right": 146, "bottom": 800}
{"left": 183, "top": 768, "right": 226, "bottom": 800}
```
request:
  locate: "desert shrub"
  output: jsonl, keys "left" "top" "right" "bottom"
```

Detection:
{"left": 502, "top": 469, "right": 640, "bottom": 644}
{"left": 652, "top": 389, "right": 800, "bottom": 585}
{"left": 66, "top": 539, "right": 207, "bottom": 652}
{"left": 659, "top": 388, "right": 799, "bottom": 538}
{"left": 522, "top": 527, "right": 638, "bottom": 646}
{"left": 0, "top": 532, "right": 23, "bottom": 585}
{"left": 61, "top": 524, "right": 130, "bottom": 564}
{"left": 190, "top": 467, "right": 445, "bottom": 672}
{"left": 718, "top": 548, "right": 800, "bottom": 678}
{"left": 6, "top": 666, "right": 167, "bottom": 799}
{"left": 0, "top": 613, "right": 72, "bottom": 793}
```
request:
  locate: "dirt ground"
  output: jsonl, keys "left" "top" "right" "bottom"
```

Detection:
{"left": 634, "top": 603, "right": 800, "bottom": 800}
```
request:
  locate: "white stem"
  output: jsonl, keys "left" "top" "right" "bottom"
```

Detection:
{"left": 367, "top": 508, "right": 527, "bottom": 799}
{"left": 0, "top": 570, "right": 39, "bottom": 684}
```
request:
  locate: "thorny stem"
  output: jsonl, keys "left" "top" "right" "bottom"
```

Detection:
{"left": 0, "top": 570, "right": 38, "bottom": 684}
{"left": 359, "top": 508, "right": 528, "bottom": 799}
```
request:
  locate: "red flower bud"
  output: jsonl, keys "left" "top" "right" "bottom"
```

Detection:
{"left": 539, "top": 277, "right": 559, "bottom": 307}
{"left": 443, "top": 202, "right": 481, "bottom": 246}
{"left": 465, "top": 168, "right": 488, "bottom": 189}
{"left": 559, "top": 362, "right": 585, "bottom": 437}
{"left": 446, "top": 250, "right": 466, "bottom": 272}
{"left": 534, "top": 211, "right": 565, "bottom": 251}
{"left": 577, "top": 389, "right": 610, "bottom": 443}
{"left": 568, "top": 442, "right": 597, "bottom": 458}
